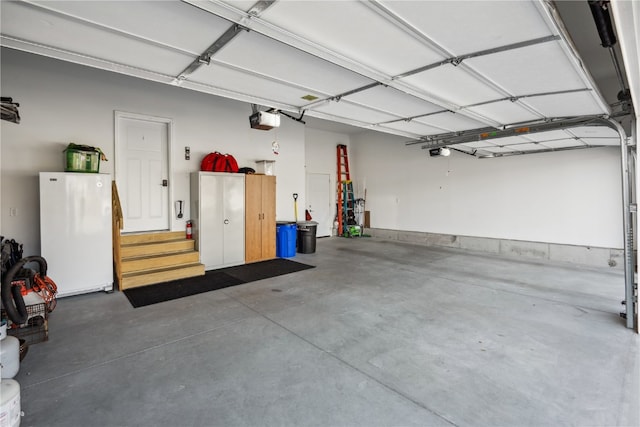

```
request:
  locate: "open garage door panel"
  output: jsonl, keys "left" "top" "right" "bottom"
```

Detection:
{"left": 0, "top": 0, "right": 612, "bottom": 137}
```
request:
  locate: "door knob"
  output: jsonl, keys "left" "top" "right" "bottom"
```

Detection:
{"left": 224, "top": 219, "right": 229, "bottom": 224}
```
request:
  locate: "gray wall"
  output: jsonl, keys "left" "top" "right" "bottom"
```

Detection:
{"left": 350, "top": 131, "right": 623, "bottom": 250}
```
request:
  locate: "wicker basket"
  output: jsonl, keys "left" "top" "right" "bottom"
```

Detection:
{"left": 1, "top": 303, "right": 49, "bottom": 346}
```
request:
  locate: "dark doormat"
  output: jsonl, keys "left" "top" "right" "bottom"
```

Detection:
{"left": 123, "top": 258, "right": 314, "bottom": 308}
{"left": 222, "top": 258, "right": 314, "bottom": 282}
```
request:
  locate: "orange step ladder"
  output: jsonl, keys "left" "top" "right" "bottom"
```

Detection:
{"left": 336, "top": 144, "right": 354, "bottom": 236}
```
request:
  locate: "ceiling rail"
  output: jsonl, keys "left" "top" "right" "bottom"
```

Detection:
{"left": 412, "top": 115, "right": 613, "bottom": 149}
{"left": 395, "top": 35, "right": 560, "bottom": 79}
{"left": 177, "top": 0, "right": 276, "bottom": 81}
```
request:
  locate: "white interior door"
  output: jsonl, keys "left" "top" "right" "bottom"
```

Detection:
{"left": 307, "top": 173, "right": 332, "bottom": 237}
{"left": 116, "top": 112, "right": 170, "bottom": 232}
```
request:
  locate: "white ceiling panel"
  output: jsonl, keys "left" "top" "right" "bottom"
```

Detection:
{"left": 416, "top": 111, "right": 487, "bottom": 132}
{"left": 345, "top": 86, "right": 444, "bottom": 118}
{"left": 480, "top": 145, "right": 518, "bottom": 153}
{"left": 189, "top": 63, "right": 311, "bottom": 108}
{"left": 466, "top": 41, "right": 587, "bottom": 96}
{"left": 540, "top": 138, "right": 587, "bottom": 149}
{"left": 379, "top": 0, "right": 554, "bottom": 55}
{"left": 219, "top": 1, "right": 257, "bottom": 13}
{"left": 456, "top": 136, "right": 533, "bottom": 149}
{"left": 522, "top": 129, "right": 574, "bottom": 142}
{"left": 454, "top": 144, "right": 483, "bottom": 153}
{"left": 456, "top": 140, "right": 494, "bottom": 149}
{"left": 521, "top": 91, "right": 608, "bottom": 117}
{"left": 581, "top": 138, "right": 621, "bottom": 146}
{"left": 215, "top": 31, "right": 373, "bottom": 97}
{"left": 401, "top": 64, "right": 505, "bottom": 107}
{"left": 261, "top": 1, "right": 446, "bottom": 76}
{"left": 485, "top": 136, "right": 535, "bottom": 146}
{"left": 380, "top": 120, "right": 446, "bottom": 136}
{"left": 312, "top": 101, "right": 400, "bottom": 124}
{"left": 511, "top": 143, "right": 548, "bottom": 151}
{"left": 466, "top": 100, "right": 542, "bottom": 125}
{"left": 29, "top": 1, "right": 230, "bottom": 55}
{"left": 565, "top": 126, "right": 620, "bottom": 138}
{"left": 1, "top": 1, "right": 194, "bottom": 75}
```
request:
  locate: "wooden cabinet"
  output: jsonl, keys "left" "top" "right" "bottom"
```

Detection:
{"left": 190, "top": 172, "right": 245, "bottom": 270}
{"left": 245, "top": 174, "right": 276, "bottom": 263}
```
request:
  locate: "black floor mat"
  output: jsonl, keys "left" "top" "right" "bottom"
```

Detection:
{"left": 222, "top": 258, "right": 314, "bottom": 282}
{"left": 124, "top": 258, "right": 314, "bottom": 308}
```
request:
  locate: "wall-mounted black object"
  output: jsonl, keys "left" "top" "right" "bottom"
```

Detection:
{"left": 1, "top": 97, "right": 20, "bottom": 124}
{"left": 588, "top": 0, "right": 616, "bottom": 48}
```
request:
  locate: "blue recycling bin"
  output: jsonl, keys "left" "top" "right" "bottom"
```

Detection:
{"left": 276, "top": 222, "right": 297, "bottom": 258}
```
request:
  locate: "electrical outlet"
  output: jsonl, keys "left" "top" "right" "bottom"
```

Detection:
{"left": 9, "top": 207, "right": 17, "bottom": 217}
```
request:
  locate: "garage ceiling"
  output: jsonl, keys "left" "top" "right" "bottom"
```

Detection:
{"left": 0, "top": 0, "right": 623, "bottom": 156}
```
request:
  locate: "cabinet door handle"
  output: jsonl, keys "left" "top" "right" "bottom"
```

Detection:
{"left": 224, "top": 219, "right": 229, "bottom": 225}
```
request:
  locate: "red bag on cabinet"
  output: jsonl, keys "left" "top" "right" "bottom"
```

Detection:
{"left": 201, "top": 152, "right": 239, "bottom": 173}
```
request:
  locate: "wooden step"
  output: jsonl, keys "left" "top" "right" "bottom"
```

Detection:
{"left": 121, "top": 239, "right": 195, "bottom": 258}
{"left": 116, "top": 231, "right": 204, "bottom": 290}
{"left": 121, "top": 250, "right": 200, "bottom": 274}
{"left": 121, "top": 263, "right": 205, "bottom": 290}
{"left": 121, "top": 231, "right": 185, "bottom": 245}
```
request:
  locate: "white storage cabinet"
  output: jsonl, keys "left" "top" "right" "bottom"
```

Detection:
{"left": 190, "top": 172, "right": 245, "bottom": 270}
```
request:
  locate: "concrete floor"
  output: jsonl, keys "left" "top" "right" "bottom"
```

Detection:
{"left": 14, "top": 237, "right": 639, "bottom": 427}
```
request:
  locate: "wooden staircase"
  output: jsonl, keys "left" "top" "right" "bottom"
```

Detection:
{"left": 111, "top": 181, "right": 204, "bottom": 291}
{"left": 118, "top": 231, "right": 205, "bottom": 290}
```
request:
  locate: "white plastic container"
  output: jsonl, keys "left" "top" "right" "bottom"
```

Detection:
{"left": 0, "top": 320, "right": 7, "bottom": 340}
{"left": 0, "top": 336, "right": 20, "bottom": 379}
{"left": 0, "top": 379, "right": 21, "bottom": 427}
{"left": 255, "top": 160, "right": 275, "bottom": 175}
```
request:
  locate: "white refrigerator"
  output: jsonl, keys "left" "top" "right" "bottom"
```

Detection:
{"left": 39, "top": 172, "right": 113, "bottom": 297}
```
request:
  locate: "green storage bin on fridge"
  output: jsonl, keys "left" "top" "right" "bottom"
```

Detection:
{"left": 64, "top": 148, "right": 101, "bottom": 173}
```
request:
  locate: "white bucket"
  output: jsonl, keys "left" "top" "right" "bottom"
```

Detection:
{"left": 0, "top": 336, "right": 20, "bottom": 379}
{"left": 0, "top": 379, "right": 21, "bottom": 427}
{"left": 0, "top": 320, "right": 7, "bottom": 340}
